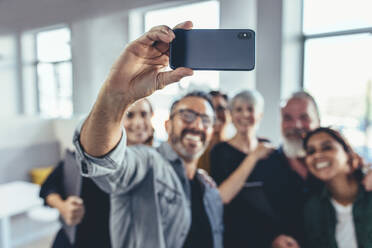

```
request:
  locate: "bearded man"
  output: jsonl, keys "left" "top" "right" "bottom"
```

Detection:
{"left": 207, "top": 91, "right": 322, "bottom": 248}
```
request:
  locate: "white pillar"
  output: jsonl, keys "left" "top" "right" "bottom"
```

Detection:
{"left": 219, "top": 0, "right": 257, "bottom": 95}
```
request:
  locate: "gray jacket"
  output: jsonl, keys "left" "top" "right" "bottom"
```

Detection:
{"left": 73, "top": 123, "right": 223, "bottom": 248}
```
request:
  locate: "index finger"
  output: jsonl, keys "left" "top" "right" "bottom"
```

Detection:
{"left": 137, "top": 25, "right": 175, "bottom": 47}
{"left": 173, "top": 21, "right": 193, "bottom": 31}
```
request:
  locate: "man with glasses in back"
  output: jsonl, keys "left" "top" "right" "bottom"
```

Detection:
{"left": 198, "top": 91, "right": 231, "bottom": 174}
{"left": 73, "top": 21, "right": 223, "bottom": 248}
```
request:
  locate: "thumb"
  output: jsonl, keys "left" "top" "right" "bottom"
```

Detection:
{"left": 155, "top": 67, "right": 193, "bottom": 90}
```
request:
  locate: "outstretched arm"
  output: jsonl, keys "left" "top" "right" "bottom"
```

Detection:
{"left": 80, "top": 22, "right": 194, "bottom": 157}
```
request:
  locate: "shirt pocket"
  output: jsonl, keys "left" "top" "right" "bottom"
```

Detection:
{"left": 155, "top": 179, "right": 182, "bottom": 228}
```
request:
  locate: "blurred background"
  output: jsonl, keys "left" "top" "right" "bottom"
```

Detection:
{"left": 0, "top": 0, "right": 371, "bottom": 247}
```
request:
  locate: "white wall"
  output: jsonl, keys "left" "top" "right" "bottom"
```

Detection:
{"left": 72, "top": 12, "right": 129, "bottom": 115}
{"left": 0, "top": 35, "right": 19, "bottom": 116}
{"left": 255, "top": 0, "right": 284, "bottom": 144}
{"left": 0, "top": 0, "right": 167, "bottom": 34}
{"left": 0, "top": 117, "right": 56, "bottom": 149}
{"left": 53, "top": 117, "right": 84, "bottom": 155}
{"left": 281, "top": 0, "right": 303, "bottom": 97}
{"left": 219, "top": 0, "right": 257, "bottom": 95}
{"left": 0, "top": 115, "right": 83, "bottom": 156}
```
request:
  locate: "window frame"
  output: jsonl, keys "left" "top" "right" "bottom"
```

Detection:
{"left": 29, "top": 24, "right": 73, "bottom": 118}
{"left": 301, "top": 1, "right": 372, "bottom": 160}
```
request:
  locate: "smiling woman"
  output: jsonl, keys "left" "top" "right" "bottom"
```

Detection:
{"left": 303, "top": 127, "right": 371, "bottom": 248}
{"left": 209, "top": 90, "right": 274, "bottom": 247}
{"left": 123, "top": 98, "right": 154, "bottom": 146}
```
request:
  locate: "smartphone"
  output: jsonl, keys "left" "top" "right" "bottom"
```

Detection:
{"left": 170, "top": 29, "right": 255, "bottom": 71}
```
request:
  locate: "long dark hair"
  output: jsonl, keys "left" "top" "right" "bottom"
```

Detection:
{"left": 303, "top": 127, "right": 365, "bottom": 181}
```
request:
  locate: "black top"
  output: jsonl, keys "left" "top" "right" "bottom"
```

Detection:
{"left": 183, "top": 177, "right": 213, "bottom": 248}
{"left": 40, "top": 162, "right": 111, "bottom": 248}
{"left": 210, "top": 142, "right": 322, "bottom": 248}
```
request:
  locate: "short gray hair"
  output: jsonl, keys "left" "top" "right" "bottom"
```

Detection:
{"left": 229, "top": 90, "right": 265, "bottom": 114}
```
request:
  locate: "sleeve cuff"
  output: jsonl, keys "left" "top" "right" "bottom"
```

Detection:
{"left": 72, "top": 118, "right": 127, "bottom": 177}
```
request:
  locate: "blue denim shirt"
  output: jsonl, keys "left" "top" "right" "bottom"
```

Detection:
{"left": 73, "top": 122, "right": 223, "bottom": 248}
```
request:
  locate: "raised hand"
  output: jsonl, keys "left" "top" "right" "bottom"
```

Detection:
{"left": 80, "top": 21, "right": 194, "bottom": 157}
{"left": 104, "top": 21, "right": 194, "bottom": 106}
{"left": 251, "top": 141, "right": 274, "bottom": 161}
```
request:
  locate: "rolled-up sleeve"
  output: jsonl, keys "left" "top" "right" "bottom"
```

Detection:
{"left": 72, "top": 119, "right": 153, "bottom": 194}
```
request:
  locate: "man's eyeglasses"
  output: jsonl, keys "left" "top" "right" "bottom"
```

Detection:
{"left": 170, "top": 109, "right": 215, "bottom": 128}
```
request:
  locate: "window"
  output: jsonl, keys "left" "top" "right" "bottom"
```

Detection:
{"left": 142, "top": 1, "right": 220, "bottom": 140}
{"left": 35, "top": 27, "right": 73, "bottom": 118}
{"left": 303, "top": 0, "right": 372, "bottom": 35}
{"left": 303, "top": 0, "right": 372, "bottom": 162}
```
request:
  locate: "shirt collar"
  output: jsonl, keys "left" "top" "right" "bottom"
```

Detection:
{"left": 157, "top": 141, "right": 182, "bottom": 164}
{"left": 320, "top": 183, "right": 366, "bottom": 202}
{"left": 157, "top": 142, "right": 192, "bottom": 197}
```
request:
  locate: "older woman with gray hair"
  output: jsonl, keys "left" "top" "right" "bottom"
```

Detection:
{"left": 211, "top": 89, "right": 274, "bottom": 248}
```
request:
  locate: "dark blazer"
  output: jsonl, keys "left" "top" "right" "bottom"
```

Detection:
{"left": 304, "top": 185, "right": 372, "bottom": 248}
{"left": 210, "top": 144, "right": 322, "bottom": 248}
{"left": 40, "top": 150, "right": 111, "bottom": 248}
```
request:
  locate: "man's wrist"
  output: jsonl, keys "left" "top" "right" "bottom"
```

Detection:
{"left": 98, "top": 84, "right": 133, "bottom": 122}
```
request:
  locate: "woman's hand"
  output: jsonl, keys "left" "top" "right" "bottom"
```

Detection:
{"left": 59, "top": 196, "right": 85, "bottom": 226}
{"left": 218, "top": 141, "right": 275, "bottom": 204}
{"left": 251, "top": 141, "right": 274, "bottom": 161}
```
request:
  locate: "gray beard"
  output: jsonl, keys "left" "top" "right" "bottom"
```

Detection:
{"left": 173, "top": 141, "right": 205, "bottom": 162}
{"left": 282, "top": 137, "right": 306, "bottom": 159}
{"left": 169, "top": 131, "right": 207, "bottom": 163}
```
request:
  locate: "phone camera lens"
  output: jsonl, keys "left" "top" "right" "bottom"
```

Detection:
{"left": 238, "top": 32, "right": 251, "bottom": 39}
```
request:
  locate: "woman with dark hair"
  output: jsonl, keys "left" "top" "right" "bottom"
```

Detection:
{"left": 303, "top": 127, "right": 371, "bottom": 248}
{"left": 197, "top": 90, "right": 230, "bottom": 174}
{"left": 40, "top": 98, "right": 155, "bottom": 248}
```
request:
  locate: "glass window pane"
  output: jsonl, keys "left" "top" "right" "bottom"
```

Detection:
{"left": 56, "top": 62, "right": 73, "bottom": 118}
{"left": 37, "top": 63, "right": 58, "bottom": 117}
{"left": 37, "top": 61, "right": 73, "bottom": 118}
{"left": 304, "top": 34, "right": 372, "bottom": 161}
{"left": 144, "top": 1, "right": 219, "bottom": 30}
{"left": 35, "top": 26, "right": 73, "bottom": 118}
{"left": 55, "top": 62, "right": 72, "bottom": 97}
{"left": 36, "top": 28, "right": 71, "bottom": 62}
{"left": 303, "top": 0, "right": 372, "bottom": 35}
